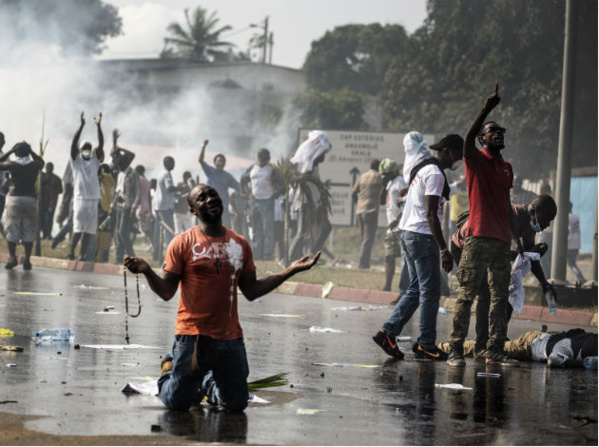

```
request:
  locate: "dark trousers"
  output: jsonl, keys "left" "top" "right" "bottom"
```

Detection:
{"left": 115, "top": 207, "right": 135, "bottom": 263}
{"left": 357, "top": 211, "right": 378, "bottom": 269}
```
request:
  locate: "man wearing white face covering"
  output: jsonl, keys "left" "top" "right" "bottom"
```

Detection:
{"left": 0, "top": 142, "right": 45, "bottom": 269}
{"left": 287, "top": 131, "right": 332, "bottom": 265}
{"left": 69, "top": 111, "right": 104, "bottom": 262}
{"left": 373, "top": 133, "right": 463, "bottom": 361}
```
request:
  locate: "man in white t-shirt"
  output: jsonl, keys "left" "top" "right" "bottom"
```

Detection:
{"left": 240, "top": 148, "right": 284, "bottom": 260}
{"left": 373, "top": 133, "right": 463, "bottom": 361}
{"left": 69, "top": 112, "right": 104, "bottom": 262}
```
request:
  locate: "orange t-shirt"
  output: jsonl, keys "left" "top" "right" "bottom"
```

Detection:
{"left": 164, "top": 226, "right": 256, "bottom": 339}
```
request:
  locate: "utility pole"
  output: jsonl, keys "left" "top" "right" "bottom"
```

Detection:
{"left": 550, "top": 0, "right": 578, "bottom": 283}
{"left": 268, "top": 32, "right": 274, "bottom": 64}
{"left": 262, "top": 16, "right": 269, "bottom": 64}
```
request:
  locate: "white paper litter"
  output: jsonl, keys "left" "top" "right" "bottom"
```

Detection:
{"left": 435, "top": 383, "right": 473, "bottom": 390}
{"left": 330, "top": 305, "right": 389, "bottom": 311}
{"left": 309, "top": 326, "right": 343, "bottom": 333}
{"left": 80, "top": 344, "right": 163, "bottom": 350}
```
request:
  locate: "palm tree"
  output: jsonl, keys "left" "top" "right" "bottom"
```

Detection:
{"left": 161, "top": 7, "right": 235, "bottom": 62}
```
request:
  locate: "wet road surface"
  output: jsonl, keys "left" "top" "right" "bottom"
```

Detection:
{"left": 0, "top": 266, "right": 596, "bottom": 445}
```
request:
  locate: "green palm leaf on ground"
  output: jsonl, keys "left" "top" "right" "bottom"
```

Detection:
{"left": 248, "top": 372, "right": 289, "bottom": 391}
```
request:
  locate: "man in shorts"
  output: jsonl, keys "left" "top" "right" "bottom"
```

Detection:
{"left": 69, "top": 111, "right": 104, "bottom": 262}
{"left": 0, "top": 142, "right": 45, "bottom": 269}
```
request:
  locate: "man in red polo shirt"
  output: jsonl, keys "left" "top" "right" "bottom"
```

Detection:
{"left": 447, "top": 85, "right": 519, "bottom": 367}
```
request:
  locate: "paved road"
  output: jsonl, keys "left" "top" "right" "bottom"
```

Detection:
{"left": 0, "top": 266, "right": 596, "bottom": 445}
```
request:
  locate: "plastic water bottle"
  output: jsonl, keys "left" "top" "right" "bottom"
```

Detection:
{"left": 33, "top": 328, "right": 75, "bottom": 342}
{"left": 544, "top": 290, "right": 557, "bottom": 316}
{"left": 583, "top": 356, "right": 598, "bottom": 370}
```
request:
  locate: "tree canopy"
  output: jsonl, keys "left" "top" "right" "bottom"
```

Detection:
{"left": 303, "top": 24, "right": 412, "bottom": 96}
{"left": 161, "top": 7, "right": 238, "bottom": 62}
{"left": 0, "top": 0, "right": 122, "bottom": 57}
{"left": 292, "top": 87, "right": 366, "bottom": 131}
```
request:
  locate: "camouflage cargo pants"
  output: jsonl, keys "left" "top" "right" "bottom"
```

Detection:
{"left": 450, "top": 236, "right": 511, "bottom": 353}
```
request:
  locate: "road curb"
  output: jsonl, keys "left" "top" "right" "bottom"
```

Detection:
{"left": 2, "top": 253, "right": 596, "bottom": 327}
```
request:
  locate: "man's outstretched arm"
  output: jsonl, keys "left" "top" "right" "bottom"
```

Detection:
{"left": 71, "top": 112, "right": 85, "bottom": 161}
{"left": 464, "top": 84, "right": 500, "bottom": 159}
{"left": 238, "top": 252, "right": 321, "bottom": 301}
{"left": 124, "top": 256, "right": 180, "bottom": 301}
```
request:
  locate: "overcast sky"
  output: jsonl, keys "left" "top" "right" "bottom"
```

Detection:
{"left": 101, "top": 0, "right": 428, "bottom": 69}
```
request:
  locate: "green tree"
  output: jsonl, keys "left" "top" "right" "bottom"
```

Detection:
{"left": 0, "top": 0, "right": 122, "bottom": 57}
{"left": 381, "top": 0, "right": 597, "bottom": 178}
{"left": 303, "top": 23, "right": 412, "bottom": 95}
{"left": 292, "top": 87, "right": 366, "bottom": 130}
{"left": 161, "top": 7, "right": 235, "bottom": 62}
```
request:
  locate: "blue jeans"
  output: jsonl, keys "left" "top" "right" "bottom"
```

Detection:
{"left": 382, "top": 230, "right": 441, "bottom": 349}
{"left": 158, "top": 335, "right": 249, "bottom": 412}
{"left": 249, "top": 197, "right": 274, "bottom": 260}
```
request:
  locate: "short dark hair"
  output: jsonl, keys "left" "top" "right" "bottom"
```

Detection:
{"left": 370, "top": 159, "right": 380, "bottom": 171}
{"left": 214, "top": 153, "right": 226, "bottom": 164}
{"left": 531, "top": 194, "right": 557, "bottom": 220}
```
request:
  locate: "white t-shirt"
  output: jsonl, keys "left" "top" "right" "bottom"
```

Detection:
{"left": 399, "top": 164, "right": 446, "bottom": 235}
{"left": 386, "top": 175, "right": 408, "bottom": 231}
{"left": 249, "top": 164, "right": 275, "bottom": 200}
{"left": 154, "top": 169, "right": 176, "bottom": 211}
{"left": 70, "top": 154, "right": 101, "bottom": 200}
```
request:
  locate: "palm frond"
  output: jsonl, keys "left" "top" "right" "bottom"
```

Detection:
{"left": 248, "top": 372, "right": 289, "bottom": 391}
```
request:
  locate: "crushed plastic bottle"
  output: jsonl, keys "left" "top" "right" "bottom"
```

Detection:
{"left": 583, "top": 356, "right": 598, "bottom": 370}
{"left": 438, "top": 306, "right": 447, "bottom": 315}
{"left": 544, "top": 290, "right": 557, "bottom": 316}
{"left": 0, "top": 328, "right": 14, "bottom": 337}
{"left": 33, "top": 328, "right": 75, "bottom": 342}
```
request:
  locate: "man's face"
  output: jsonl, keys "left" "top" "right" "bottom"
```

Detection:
{"left": 214, "top": 156, "right": 226, "bottom": 171}
{"left": 164, "top": 158, "right": 175, "bottom": 171}
{"left": 480, "top": 122, "right": 506, "bottom": 150}
{"left": 532, "top": 207, "right": 555, "bottom": 232}
{"left": 80, "top": 143, "right": 92, "bottom": 160}
{"left": 190, "top": 185, "right": 223, "bottom": 224}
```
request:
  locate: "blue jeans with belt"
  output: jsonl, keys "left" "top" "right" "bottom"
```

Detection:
{"left": 382, "top": 230, "right": 441, "bottom": 349}
{"left": 158, "top": 335, "right": 249, "bottom": 412}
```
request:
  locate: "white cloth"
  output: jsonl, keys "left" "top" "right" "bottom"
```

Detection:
{"left": 14, "top": 156, "right": 33, "bottom": 166}
{"left": 116, "top": 167, "right": 129, "bottom": 195}
{"left": 154, "top": 168, "right": 176, "bottom": 211}
{"left": 547, "top": 338, "right": 578, "bottom": 367}
{"left": 530, "top": 333, "right": 551, "bottom": 361}
{"left": 70, "top": 154, "right": 101, "bottom": 200}
{"left": 274, "top": 195, "right": 285, "bottom": 222}
{"left": 385, "top": 175, "right": 407, "bottom": 232}
{"left": 567, "top": 213, "right": 581, "bottom": 250}
{"left": 402, "top": 131, "right": 432, "bottom": 184}
{"left": 508, "top": 252, "right": 541, "bottom": 316}
{"left": 73, "top": 198, "right": 99, "bottom": 234}
{"left": 399, "top": 164, "right": 446, "bottom": 235}
{"left": 291, "top": 130, "right": 332, "bottom": 173}
{"left": 249, "top": 164, "right": 275, "bottom": 200}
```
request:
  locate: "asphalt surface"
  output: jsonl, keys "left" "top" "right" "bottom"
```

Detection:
{"left": 0, "top": 266, "right": 597, "bottom": 445}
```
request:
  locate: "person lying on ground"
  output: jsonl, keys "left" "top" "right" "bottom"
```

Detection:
{"left": 438, "top": 328, "right": 597, "bottom": 368}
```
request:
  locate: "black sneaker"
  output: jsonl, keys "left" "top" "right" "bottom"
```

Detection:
{"left": 485, "top": 350, "right": 520, "bottom": 366}
{"left": 5, "top": 257, "right": 17, "bottom": 270}
{"left": 447, "top": 348, "right": 466, "bottom": 366}
{"left": 412, "top": 343, "right": 448, "bottom": 361}
{"left": 373, "top": 330, "right": 404, "bottom": 359}
{"left": 22, "top": 258, "right": 32, "bottom": 270}
{"left": 473, "top": 349, "right": 488, "bottom": 359}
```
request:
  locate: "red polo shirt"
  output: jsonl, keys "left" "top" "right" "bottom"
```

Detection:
{"left": 463, "top": 147, "right": 513, "bottom": 243}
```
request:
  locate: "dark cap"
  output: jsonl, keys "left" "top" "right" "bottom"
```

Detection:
{"left": 429, "top": 134, "right": 464, "bottom": 151}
